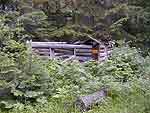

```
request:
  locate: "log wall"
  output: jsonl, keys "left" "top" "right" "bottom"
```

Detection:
{"left": 27, "top": 41, "right": 113, "bottom": 62}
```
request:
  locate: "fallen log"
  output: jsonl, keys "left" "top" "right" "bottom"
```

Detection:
{"left": 75, "top": 88, "right": 108, "bottom": 112}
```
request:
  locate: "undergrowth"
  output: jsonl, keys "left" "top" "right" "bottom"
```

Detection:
{"left": 0, "top": 46, "right": 150, "bottom": 113}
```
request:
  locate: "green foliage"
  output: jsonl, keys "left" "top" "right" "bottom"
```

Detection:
{"left": 0, "top": 46, "right": 150, "bottom": 112}
{"left": 44, "top": 46, "right": 150, "bottom": 112}
{"left": 0, "top": 43, "right": 150, "bottom": 113}
{"left": 0, "top": 0, "right": 150, "bottom": 112}
{"left": 3, "top": 40, "right": 25, "bottom": 53}
{"left": 44, "top": 46, "right": 149, "bottom": 99}
{"left": 43, "top": 25, "right": 93, "bottom": 41}
{"left": 0, "top": 12, "right": 54, "bottom": 109}
{"left": 0, "top": 19, "right": 13, "bottom": 46}
{"left": 0, "top": 52, "right": 53, "bottom": 109}
{"left": 107, "top": 0, "right": 150, "bottom": 55}
{"left": 0, "top": 12, "right": 28, "bottom": 40}
{"left": 18, "top": 9, "right": 94, "bottom": 41}
{"left": 46, "top": 60, "right": 101, "bottom": 99}
{"left": 84, "top": 47, "right": 144, "bottom": 83}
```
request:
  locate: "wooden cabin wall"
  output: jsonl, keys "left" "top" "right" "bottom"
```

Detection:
{"left": 98, "top": 43, "right": 113, "bottom": 61}
{"left": 29, "top": 41, "right": 114, "bottom": 62}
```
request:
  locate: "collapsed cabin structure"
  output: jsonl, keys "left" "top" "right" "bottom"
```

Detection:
{"left": 28, "top": 35, "right": 114, "bottom": 62}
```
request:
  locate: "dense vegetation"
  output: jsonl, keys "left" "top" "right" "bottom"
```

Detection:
{"left": 0, "top": 0, "right": 150, "bottom": 113}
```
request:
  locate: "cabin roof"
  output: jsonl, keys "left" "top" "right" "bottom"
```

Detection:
{"left": 86, "top": 35, "right": 101, "bottom": 44}
{"left": 76, "top": 31, "right": 112, "bottom": 45}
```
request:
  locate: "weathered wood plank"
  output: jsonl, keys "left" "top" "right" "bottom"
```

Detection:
{"left": 54, "top": 48, "right": 73, "bottom": 53}
{"left": 49, "top": 48, "right": 55, "bottom": 59}
{"left": 34, "top": 49, "right": 92, "bottom": 56}
{"left": 76, "top": 56, "right": 93, "bottom": 61}
{"left": 31, "top": 42, "right": 67, "bottom": 44}
{"left": 31, "top": 43, "right": 92, "bottom": 49}
{"left": 37, "top": 52, "right": 50, "bottom": 56}
{"left": 35, "top": 48, "right": 73, "bottom": 53}
{"left": 76, "top": 49, "right": 92, "bottom": 53}
{"left": 36, "top": 52, "right": 92, "bottom": 58}
{"left": 107, "top": 50, "right": 112, "bottom": 55}
{"left": 55, "top": 49, "right": 92, "bottom": 54}
{"left": 99, "top": 57, "right": 108, "bottom": 61}
{"left": 76, "top": 53, "right": 92, "bottom": 56}
{"left": 56, "top": 55, "right": 93, "bottom": 61}
{"left": 34, "top": 48, "right": 50, "bottom": 52}
{"left": 56, "top": 55, "right": 73, "bottom": 59}
{"left": 99, "top": 53, "right": 107, "bottom": 57}
{"left": 74, "top": 48, "right": 76, "bottom": 56}
{"left": 30, "top": 41, "right": 113, "bottom": 61}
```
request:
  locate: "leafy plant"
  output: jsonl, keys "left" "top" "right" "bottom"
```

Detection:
{"left": 94, "top": 47, "right": 145, "bottom": 82}
{"left": 0, "top": 51, "right": 53, "bottom": 109}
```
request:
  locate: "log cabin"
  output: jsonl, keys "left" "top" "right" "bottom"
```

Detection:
{"left": 27, "top": 35, "right": 114, "bottom": 62}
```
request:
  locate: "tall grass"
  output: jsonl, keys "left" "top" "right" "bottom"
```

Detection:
{"left": 2, "top": 93, "right": 149, "bottom": 113}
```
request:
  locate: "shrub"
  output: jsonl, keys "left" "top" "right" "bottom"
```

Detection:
{"left": 46, "top": 60, "right": 102, "bottom": 99}
{"left": 0, "top": 52, "right": 53, "bottom": 109}
{"left": 92, "top": 46, "right": 145, "bottom": 83}
{"left": 0, "top": 45, "right": 150, "bottom": 113}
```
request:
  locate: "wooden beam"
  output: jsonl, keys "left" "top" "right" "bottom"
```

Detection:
{"left": 37, "top": 52, "right": 92, "bottom": 57}
{"left": 76, "top": 56, "right": 93, "bottom": 61}
{"left": 33, "top": 49, "right": 92, "bottom": 55}
{"left": 34, "top": 48, "right": 50, "bottom": 52}
{"left": 76, "top": 49, "right": 92, "bottom": 53}
{"left": 49, "top": 48, "right": 55, "bottom": 59}
{"left": 36, "top": 52, "right": 50, "bottom": 56}
{"left": 54, "top": 49, "right": 73, "bottom": 54}
{"left": 31, "top": 42, "right": 67, "bottom": 44}
{"left": 31, "top": 43, "right": 92, "bottom": 49}
{"left": 74, "top": 48, "right": 76, "bottom": 56}
{"left": 76, "top": 53, "right": 92, "bottom": 56}
{"left": 86, "top": 35, "right": 101, "bottom": 44}
{"left": 56, "top": 55, "right": 73, "bottom": 59}
{"left": 56, "top": 55, "right": 92, "bottom": 61}
{"left": 55, "top": 53, "right": 65, "bottom": 56}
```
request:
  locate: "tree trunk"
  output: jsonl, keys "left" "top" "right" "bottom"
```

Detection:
{"left": 75, "top": 88, "right": 108, "bottom": 112}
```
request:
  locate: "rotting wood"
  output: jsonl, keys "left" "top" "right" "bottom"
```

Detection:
{"left": 76, "top": 53, "right": 92, "bottom": 56}
{"left": 33, "top": 49, "right": 92, "bottom": 57}
{"left": 75, "top": 88, "right": 108, "bottom": 112}
{"left": 28, "top": 40, "right": 113, "bottom": 62}
{"left": 35, "top": 49, "right": 92, "bottom": 56}
{"left": 31, "top": 42, "right": 67, "bottom": 44}
{"left": 31, "top": 43, "right": 92, "bottom": 49}
{"left": 49, "top": 48, "right": 55, "bottom": 59}
{"left": 56, "top": 55, "right": 88, "bottom": 59}
{"left": 55, "top": 48, "right": 74, "bottom": 53}
{"left": 74, "top": 48, "right": 76, "bottom": 56}
{"left": 76, "top": 49, "right": 92, "bottom": 53}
